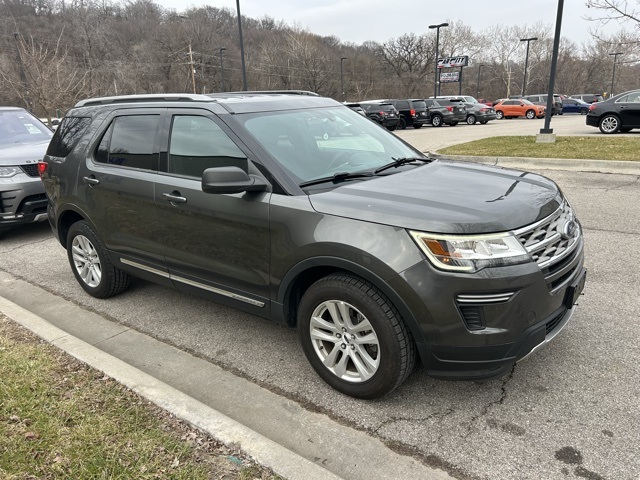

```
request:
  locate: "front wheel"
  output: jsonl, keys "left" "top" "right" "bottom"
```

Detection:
{"left": 466, "top": 114, "right": 476, "bottom": 125}
{"left": 431, "top": 115, "right": 443, "bottom": 127}
{"left": 297, "top": 273, "right": 416, "bottom": 399}
{"left": 599, "top": 115, "right": 620, "bottom": 134}
{"left": 67, "top": 221, "right": 131, "bottom": 298}
{"left": 496, "top": 110, "right": 504, "bottom": 120}
{"left": 526, "top": 109, "right": 536, "bottom": 119}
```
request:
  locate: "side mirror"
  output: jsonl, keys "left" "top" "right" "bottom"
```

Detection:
{"left": 201, "top": 167, "right": 268, "bottom": 194}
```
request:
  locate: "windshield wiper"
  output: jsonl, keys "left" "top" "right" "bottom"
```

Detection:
{"left": 299, "top": 171, "right": 375, "bottom": 188}
{"left": 373, "top": 156, "right": 432, "bottom": 174}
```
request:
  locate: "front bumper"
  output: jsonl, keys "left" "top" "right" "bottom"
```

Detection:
{"left": 394, "top": 237, "right": 585, "bottom": 380}
{"left": 0, "top": 174, "right": 48, "bottom": 230}
{"left": 586, "top": 115, "right": 599, "bottom": 127}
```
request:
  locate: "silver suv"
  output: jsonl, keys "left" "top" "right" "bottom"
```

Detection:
{"left": 0, "top": 107, "right": 52, "bottom": 237}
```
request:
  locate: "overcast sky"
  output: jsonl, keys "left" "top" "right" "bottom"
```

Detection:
{"left": 156, "top": 0, "right": 626, "bottom": 46}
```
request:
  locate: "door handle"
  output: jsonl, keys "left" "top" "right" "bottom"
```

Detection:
{"left": 83, "top": 176, "right": 100, "bottom": 186}
{"left": 162, "top": 192, "right": 187, "bottom": 204}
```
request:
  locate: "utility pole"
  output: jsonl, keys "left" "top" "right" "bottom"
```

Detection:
{"left": 13, "top": 32, "right": 33, "bottom": 112}
{"left": 609, "top": 52, "right": 623, "bottom": 97}
{"left": 188, "top": 43, "right": 196, "bottom": 94}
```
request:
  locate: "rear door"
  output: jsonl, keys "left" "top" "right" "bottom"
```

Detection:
{"left": 154, "top": 108, "right": 272, "bottom": 313}
{"left": 616, "top": 92, "right": 640, "bottom": 127}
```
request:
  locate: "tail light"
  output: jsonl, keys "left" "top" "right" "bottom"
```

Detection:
{"left": 379, "top": 111, "right": 387, "bottom": 116}
{"left": 37, "top": 161, "right": 48, "bottom": 178}
{"left": 445, "top": 106, "right": 453, "bottom": 112}
{"left": 410, "top": 109, "right": 416, "bottom": 117}
{"left": 589, "top": 104, "right": 597, "bottom": 111}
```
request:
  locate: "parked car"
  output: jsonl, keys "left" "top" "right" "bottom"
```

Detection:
{"left": 344, "top": 102, "right": 366, "bottom": 116}
{"left": 570, "top": 94, "right": 604, "bottom": 104}
{"left": 523, "top": 94, "right": 563, "bottom": 115}
{"left": 0, "top": 107, "right": 53, "bottom": 238}
{"left": 444, "top": 97, "right": 497, "bottom": 125}
{"left": 360, "top": 102, "right": 400, "bottom": 130}
{"left": 384, "top": 99, "right": 430, "bottom": 129}
{"left": 586, "top": 88, "right": 640, "bottom": 134}
{"left": 424, "top": 98, "right": 465, "bottom": 126}
{"left": 40, "top": 92, "right": 586, "bottom": 399}
{"left": 493, "top": 99, "right": 546, "bottom": 119}
{"left": 562, "top": 98, "right": 590, "bottom": 115}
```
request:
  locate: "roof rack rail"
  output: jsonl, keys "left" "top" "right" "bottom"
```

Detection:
{"left": 206, "top": 90, "right": 319, "bottom": 98}
{"left": 75, "top": 93, "right": 215, "bottom": 107}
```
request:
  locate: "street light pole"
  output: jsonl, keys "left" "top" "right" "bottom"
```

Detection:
{"left": 520, "top": 37, "right": 538, "bottom": 97}
{"left": 609, "top": 52, "right": 623, "bottom": 97}
{"left": 219, "top": 47, "right": 226, "bottom": 92}
{"left": 429, "top": 22, "right": 448, "bottom": 97}
{"left": 476, "top": 64, "right": 485, "bottom": 99}
{"left": 340, "top": 57, "right": 347, "bottom": 102}
{"left": 540, "top": 0, "right": 564, "bottom": 135}
{"left": 236, "top": 0, "right": 248, "bottom": 91}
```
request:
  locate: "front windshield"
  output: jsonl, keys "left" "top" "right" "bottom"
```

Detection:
{"left": 239, "top": 106, "right": 422, "bottom": 183}
{"left": 0, "top": 110, "right": 52, "bottom": 146}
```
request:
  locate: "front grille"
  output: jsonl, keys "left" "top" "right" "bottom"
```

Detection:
{"left": 20, "top": 165, "right": 40, "bottom": 177}
{"left": 514, "top": 202, "right": 581, "bottom": 270}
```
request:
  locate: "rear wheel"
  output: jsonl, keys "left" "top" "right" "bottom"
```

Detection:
{"left": 580, "top": 108, "right": 588, "bottom": 115}
{"left": 431, "top": 115, "right": 443, "bottom": 127}
{"left": 398, "top": 117, "right": 407, "bottom": 130}
{"left": 496, "top": 110, "right": 504, "bottom": 120}
{"left": 297, "top": 273, "right": 416, "bottom": 399}
{"left": 466, "top": 114, "right": 476, "bottom": 125}
{"left": 526, "top": 109, "right": 536, "bottom": 119}
{"left": 599, "top": 115, "right": 620, "bottom": 134}
{"left": 67, "top": 221, "right": 131, "bottom": 298}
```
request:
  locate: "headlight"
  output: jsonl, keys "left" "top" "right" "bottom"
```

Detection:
{"left": 409, "top": 231, "right": 530, "bottom": 272}
{"left": 0, "top": 166, "right": 22, "bottom": 178}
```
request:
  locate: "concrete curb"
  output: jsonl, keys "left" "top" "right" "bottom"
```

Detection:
{"left": 427, "top": 152, "right": 640, "bottom": 176}
{"left": 0, "top": 296, "right": 343, "bottom": 480}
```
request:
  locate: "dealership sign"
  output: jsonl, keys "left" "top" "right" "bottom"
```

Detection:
{"left": 440, "top": 71, "right": 460, "bottom": 83}
{"left": 437, "top": 56, "right": 469, "bottom": 68}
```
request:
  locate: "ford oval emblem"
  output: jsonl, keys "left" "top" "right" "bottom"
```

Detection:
{"left": 561, "top": 220, "right": 577, "bottom": 240}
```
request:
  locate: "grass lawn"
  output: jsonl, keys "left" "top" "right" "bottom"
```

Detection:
{"left": 0, "top": 316, "right": 280, "bottom": 479}
{"left": 437, "top": 136, "right": 640, "bottom": 162}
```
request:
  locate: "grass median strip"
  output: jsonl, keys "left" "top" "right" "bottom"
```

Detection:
{"left": 0, "top": 315, "right": 280, "bottom": 479}
{"left": 438, "top": 136, "right": 640, "bottom": 162}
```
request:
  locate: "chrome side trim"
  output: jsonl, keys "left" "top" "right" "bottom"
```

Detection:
{"left": 120, "top": 258, "right": 265, "bottom": 308}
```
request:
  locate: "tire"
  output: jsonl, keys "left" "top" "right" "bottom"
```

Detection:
{"left": 398, "top": 117, "right": 407, "bottom": 130}
{"left": 466, "top": 114, "right": 476, "bottom": 125}
{"left": 480, "top": 120, "right": 488, "bottom": 124}
{"left": 496, "top": 110, "right": 504, "bottom": 120}
{"left": 67, "top": 221, "right": 131, "bottom": 298}
{"left": 297, "top": 273, "right": 416, "bottom": 399}
{"left": 413, "top": 123, "right": 422, "bottom": 129}
{"left": 431, "top": 114, "right": 443, "bottom": 127}
{"left": 526, "top": 109, "right": 536, "bottom": 119}
{"left": 599, "top": 115, "right": 620, "bottom": 134}
{"left": 580, "top": 108, "right": 588, "bottom": 115}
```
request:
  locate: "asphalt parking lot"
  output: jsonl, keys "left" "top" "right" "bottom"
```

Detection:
{"left": 1, "top": 114, "right": 639, "bottom": 480}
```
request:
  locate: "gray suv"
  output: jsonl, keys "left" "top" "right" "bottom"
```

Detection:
{"left": 1, "top": 107, "right": 52, "bottom": 237}
{"left": 40, "top": 92, "right": 586, "bottom": 399}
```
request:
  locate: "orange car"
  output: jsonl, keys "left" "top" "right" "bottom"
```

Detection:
{"left": 494, "top": 99, "right": 545, "bottom": 119}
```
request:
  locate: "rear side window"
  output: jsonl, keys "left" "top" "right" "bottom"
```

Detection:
{"left": 411, "top": 101, "right": 427, "bottom": 109}
{"left": 95, "top": 115, "right": 160, "bottom": 170}
{"left": 46, "top": 117, "right": 91, "bottom": 157}
{"left": 396, "top": 101, "right": 410, "bottom": 110}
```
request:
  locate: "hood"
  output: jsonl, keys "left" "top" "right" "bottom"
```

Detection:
{"left": 308, "top": 160, "right": 562, "bottom": 234}
{"left": 0, "top": 140, "right": 50, "bottom": 166}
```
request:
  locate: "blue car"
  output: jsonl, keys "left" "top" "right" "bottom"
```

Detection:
{"left": 562, "top": 98, "right": 590, "bottom": 115}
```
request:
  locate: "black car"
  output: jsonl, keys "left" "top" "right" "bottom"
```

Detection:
{"left": 360, "top": 102, "right": 400, "bottom": 130}
{"left": 424, "top": 98, "right": 465, "bottom": 126}
{"left": 40, "top": 92, "right": 586, "bottom": 399}
{"left": 0, "top": 107, "right": 52, "bottom": 237}
{"left": 586, "top": 89, "right": 640, "bottom": 134}
{"left": 385, "top": 99, "right": 430, "bottom": 129}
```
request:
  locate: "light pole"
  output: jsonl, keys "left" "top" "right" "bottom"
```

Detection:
{"left": 236, "top": 0, "right": 248, "bottom": 91}
{"left": 429, "top": 22, "right": 448, "bottom": 97}
{"left": 540, "top": 0, "right": 564, "bottom": 135}
{"left": 219, "top": 47, "right": 226, "bottom": 92}
{"left": 340, "top": 57, "right": 347, "bottom": 102}
{"left": 476, "top": 64, "right": 485, "bottom": 99}
{"left": 520, "top": 37, "right": 538, "bottom": 97}
{"left": 609, "top": 52, "right": 623, "bottom": 97}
